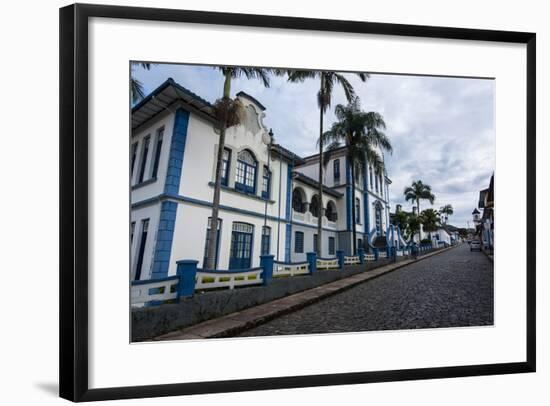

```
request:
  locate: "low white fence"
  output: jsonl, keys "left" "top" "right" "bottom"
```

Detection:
{"left": 364, "top": 253, "right": 376, "bottom": 261}
{"left": 378, "top": 251, "right": 388, "bottom": 259}
{"left": 273, "top": 261, "right": 309, "bottom": 277}
{"left": 344, "top": 255, "right": 361, "bottom": 265}
{"left": 131, "top": 276, "right": 179, "bottom": 308}
{"left": 317, "top": 257, "right": 340, "bottom": 270}
{"left": 195, "top": 268, "right": 263, "bottom": 290}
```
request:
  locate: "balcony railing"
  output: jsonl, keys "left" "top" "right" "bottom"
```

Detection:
{"left": 292, "top": 210, "right": 337, "bottom": 229}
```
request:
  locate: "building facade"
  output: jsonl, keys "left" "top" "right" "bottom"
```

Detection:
{"left": 130, "top": 79, "right": 393, "bottom": 281}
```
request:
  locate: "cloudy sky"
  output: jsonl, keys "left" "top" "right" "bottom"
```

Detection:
{"left": 132, "top": 64, "right": 495, "bottom": 228}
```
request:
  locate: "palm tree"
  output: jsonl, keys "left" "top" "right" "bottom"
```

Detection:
{"left": 205, "top": 67, "right": 275, "bottom": 269}
{"left": 321, "top": 98, "right": 391, "bottom": 255}
{"left": 419, "top": 208, "right": 441, "bottom": 241}
{"left": 287, "top": 70, "right": 369, "bottom": 255}
{"left": 406, "top": 214, "right": 421, "bottom": 243}
{"left": 404, "top": 180, "right": 435, "bottom": 241}
{"left": 439, "top": 204, "right": 454, "bottom": 224}
{"left": 130, "top": 62, "right": 153, "bottom": 103}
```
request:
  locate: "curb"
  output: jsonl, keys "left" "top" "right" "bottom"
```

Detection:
{"left": 154, "top": 244, "right": 459, "bottom": 341}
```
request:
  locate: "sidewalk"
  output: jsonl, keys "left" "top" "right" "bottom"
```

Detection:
{"left": 154, "top": 245, "right": 458, "bottom": 341}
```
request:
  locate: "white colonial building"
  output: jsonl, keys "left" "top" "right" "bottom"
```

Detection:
{"left": 130, "top": 79, "right": 393, "bottom": 281}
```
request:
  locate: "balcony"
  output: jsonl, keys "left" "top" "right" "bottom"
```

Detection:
{"left": 292, "top": 210, "right": 337, "bottom": 230}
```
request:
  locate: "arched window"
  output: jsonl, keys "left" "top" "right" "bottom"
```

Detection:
{"left": 333, "top": 159, "right": 340, "bottom": 183}
{"left": 310, "top": 194, "right": 321, "bottom": 218}
{"left": 292, "top": 188, "right": 306, "bottom": 213}
{"left": 235, "top": 149, "right": 257, "bottom": 194}
{"left": 325, "top": 201, "right": 338, "bottom": 222}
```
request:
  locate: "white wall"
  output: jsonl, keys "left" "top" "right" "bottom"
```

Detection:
{"left": 3, "top": 1, "right": 547, "bottom": 406}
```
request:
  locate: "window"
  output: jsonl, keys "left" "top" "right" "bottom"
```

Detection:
{"left": 333, "top": 159, "right": 340, "bottom": 183}
{"left": 261, "top": 226, "right": 271, "bottom": 255}
{"left": 292, "top": 188, "right": 306, "bottom": 213}
{"left": 151, "top": 128, "right": 163, "bottom": 179}
{"left": 295, "top": 231, "right": 304, "bottom": 253}
{"left": 310, "top": 195, "right": 320, "bottom": 218}
{"left": 202, "top": 217, "right": 222, "bottom": 269}
{"left": 313, "top": 234, "right": 318, "bottom": 253}
{"left": 375, "top": 170, "right": 379, "bottom": 193}
{"left": 137, "top": 135, "right": 150, "bottom": 183}
{"left": 130, "top": 142, "right": 138, "bottom": 178}
{"left": 130, "top": 221, "right": 135, "bottom": 244}
{"left": 235, "top": 149, "right": 257, "bottom": 194}
{"left": 221, "top": 148, "right": 231, "bottom": 186}
{"left": 369, "top": 166, "right": 373, "bottom": 190}
{"left": 328, "top": 236, "right": 335, "bottom": 255}
{"left": 355, "top": 198, "right": 361, "bottom": 224}
{"left": 326, "top": 201, "right": 337, "bottom": 222}
{"left": 261, "top": 166, "right": 271, "bottom": 199}
{"left": 134, "top": 219, "right": 149, "bottom": 280}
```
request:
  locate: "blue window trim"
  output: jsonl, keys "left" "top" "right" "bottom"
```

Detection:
{"left": 328, "top": 236, "right": 335, "bottom": 255}
{"left": 221, "top": 147, "right": 231, "bottom": 187}
{"left": 137, "top": 135, "right": 150, "bottom": 184}
{"left": 294, "top": 231, "right": 304, "bottom": 253}
{"left": 235, "top": 150, "right": 257, "bottom": 195}
{"left": 261, "top": 166, "right": 271, "bottom": 199}
{"left": 261, "top": 226, "right": 271, "bottom": 255}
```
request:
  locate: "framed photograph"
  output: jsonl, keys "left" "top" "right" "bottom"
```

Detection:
{"left": 59, "top": 3, "right": 536, "bottom": 402}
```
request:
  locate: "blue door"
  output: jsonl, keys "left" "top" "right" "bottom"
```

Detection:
{"left": 229, "top": 222, "right": 254, "bottom": 269}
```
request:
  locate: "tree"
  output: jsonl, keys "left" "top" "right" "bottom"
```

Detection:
{"left": 205, "top": 67, "right": 275, "bottom": 269}
{"left": 406, "top": 214, "right": 421, "bottom": 243}
{"left": 321, "top": 98, "right": 391, "bottom": 254}
{"left": 439, "top": 204, "right": 454, "bottom": 224}
{"left": 392, "top": 210, "right": 409, "bottom": 238}
{"left": 404, "top": 180, "right": 435, "bottom": 241}
{"left": 287, "top": 70, "right": 368, "bottom": 255}
{"left": 130, "top": 62, "right": 153, "bottom": 103}
{"left": 419, "top": 208, "right": 441, "bottom": 241}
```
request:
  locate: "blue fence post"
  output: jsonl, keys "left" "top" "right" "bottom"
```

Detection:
{"left": 336, "top": 250, "right": 345, "bottom": 268}
{"left": 176, "top": 260, "right": 198, "bottom": 299}
{"left": 373, "top": 248, "right": 379, "bottom": 261}
{"left": 260, "top": 254, "right": 274, "bottom": 286}
{"left": 307, "top": 252, "right": 317, "bottom": 274}
{"left": 391, "top": 246, "right": 397, "bottom": 262}
{"left": 358, "top": 248, "right": 365, "bottom": 264}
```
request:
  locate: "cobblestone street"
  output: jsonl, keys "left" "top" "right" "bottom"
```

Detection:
{"left": 236, "top": 244, "right": 493, "bottom": 337}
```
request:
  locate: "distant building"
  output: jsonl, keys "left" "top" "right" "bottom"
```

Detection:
{"left": 477, "top": 174, "right": 494, "bottom": 250}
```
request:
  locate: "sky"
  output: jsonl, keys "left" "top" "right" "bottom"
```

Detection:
{"left": 132, "top": 63, "right": 495, "bottom": 229}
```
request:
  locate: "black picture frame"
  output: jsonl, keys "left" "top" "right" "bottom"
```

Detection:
{"left": 59, "top": 3, "right": 536, "bottom": 402}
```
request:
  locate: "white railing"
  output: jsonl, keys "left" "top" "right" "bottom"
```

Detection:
{"left": 317, "top": 258, "right": 340, "bottom": 270}
{"left": 273, "top": 261, "right": 309, "bottom": 277}
{"left": 131, "top": 276, "right": 179, "bottom": 308}
{"left": 326, "top": 220, "right": 337, "bottom": 229}
{"left": 344, "top": 256, "right": 361, "bottom": 265}
{"left": 292, "top": 211, "right": 305, "bottom": 222}
{"left": 364, "top": 253, "right": 376, "bottom": 261}
{"left": 195, "top": 268, "right": 263, "bottom": 290}
{"left": 379, "top": 251, "right": 387, "bottom": 259}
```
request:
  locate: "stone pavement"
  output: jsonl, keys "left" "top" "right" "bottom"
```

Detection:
{"left": 238, "top": 243, "right": 493, "bottom": 337}
{"left": 154, "top": 245, "right": 458, "bottom": 341}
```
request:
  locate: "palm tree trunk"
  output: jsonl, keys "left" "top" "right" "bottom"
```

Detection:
{"left": 316, "top": 73, "right": 325, "bottom": 256}
{"left": 417, "top": 200, "right": 421, "bottom": 243}
{"left": 350, "top": 158, "right": 357, "bottom": 255}
{"left": 206, "top": 73, "right": 231, "bottom": 269}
